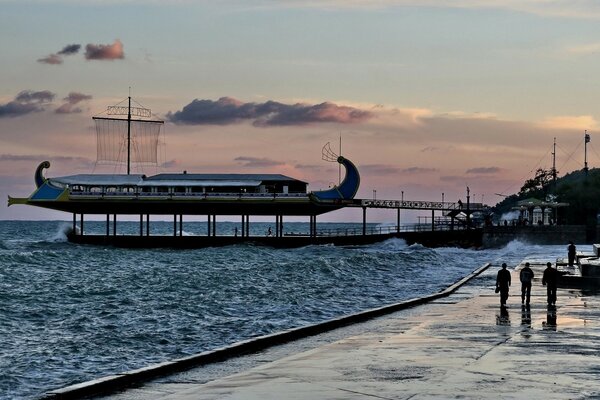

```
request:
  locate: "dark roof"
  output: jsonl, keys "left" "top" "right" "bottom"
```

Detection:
{"left": 146, "top": 173, "right": 307, "bottom": 184}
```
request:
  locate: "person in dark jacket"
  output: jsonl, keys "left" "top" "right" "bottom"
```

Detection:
{"left": 568, "top": 241, "right": 576, "bottom": 267}
{"left": 496, "top": 263, "right": 511, "bottom": 307}
{"left": 519, "top": 262, "right": 534, "bottom": 305}
{"left": 542, "top": 262, "right": 566, "bottom": 305}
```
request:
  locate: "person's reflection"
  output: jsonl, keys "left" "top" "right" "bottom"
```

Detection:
{"left": 521, "top": 304, "right": 531, "bottom": 327}
{"left": 542, "top": 305, "right": 557, "bottom": 331}
{"left": 496, "top": 305, "right": 511, "bottom": 326}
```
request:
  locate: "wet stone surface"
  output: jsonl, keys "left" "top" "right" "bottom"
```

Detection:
{"left": 98, "top": 261, "right": 600, "bottom": 400}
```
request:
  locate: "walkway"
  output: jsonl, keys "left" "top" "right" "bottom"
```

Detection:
{"left": 77, "top": 263, "right": 600, "bottom": 399}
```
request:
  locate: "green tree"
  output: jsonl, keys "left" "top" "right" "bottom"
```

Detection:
{"left": 519, "top": 168, "right": 555, "bottom": 196}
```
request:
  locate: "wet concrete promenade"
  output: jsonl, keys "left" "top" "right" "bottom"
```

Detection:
{"left": 80, "top": 263, "right": 600, "bottom": 399}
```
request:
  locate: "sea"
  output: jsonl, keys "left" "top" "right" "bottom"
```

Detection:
{"left": 0, "top": 220, "right": 577, "bottom": 400}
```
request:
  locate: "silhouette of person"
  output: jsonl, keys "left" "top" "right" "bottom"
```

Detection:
{"left": 568, "top": 241, "right": 576, "bottom": 267}
{"left": 457, "top": 199, "right": 463, "bottom": 209}
{"left": 267, "top": 226, "right": 272, "bottom": 237}
{"left": 542, "top": 262, "right": 565, "bottom": 306}
{"left": 519, "top": 262, "right": 534, "bottom": 305}
{"left": 234, "top": 227, "right": 238, "bottom": 237}
{"left": 496, "top": 263, "right": 511, "bottom": 307}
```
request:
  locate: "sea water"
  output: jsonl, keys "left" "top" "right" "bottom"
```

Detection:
{"left": 0, "top": 220, "right": 574, "bottom": 399}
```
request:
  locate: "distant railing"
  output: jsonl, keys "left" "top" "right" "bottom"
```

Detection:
{"left": 283, "top": 223, "right": 469, "bottom": 237}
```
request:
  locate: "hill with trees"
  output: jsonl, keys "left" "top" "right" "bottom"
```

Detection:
{"left": 492, "top": 168, "right": 600, "bottom": 226}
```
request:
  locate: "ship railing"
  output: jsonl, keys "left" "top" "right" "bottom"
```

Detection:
{"left": 70, "top": 190, "right": 309, "bottom": 199}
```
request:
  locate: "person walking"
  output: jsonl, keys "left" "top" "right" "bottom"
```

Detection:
{"left": 519, "top": 262, "right": 534, "bottom": 305}
{"left": 542, "top": 262, "right": 559, "bottom": 305}
{"left": 496, "top": 263, "right": 511, "bottom": 307}
{"left": 568, "top": 241, "right": 576, "bottom": 267}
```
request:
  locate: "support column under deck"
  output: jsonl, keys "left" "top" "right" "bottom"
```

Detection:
{"left": 431, "top": 209, "right": 435, "bottom": 231}
{"left": 279, "top": 215, "right": 283, "bottom": 237}
{"left": 146, "top": 214, "right": 150, "bottom": 236}
{"left": 173, "top": 215, "right": 177, "bottom": 237}
{"left": 113, "top": 214, "right": 117, "bottom": 236}
{"left": 212, "top": 215, "right": 216, "bottom": 237}
{"left": 106, "top": 214, "right": 109, "bottom": 236}
{"left": 362, "top": 207, "right": 367, "bottom": 236}
{"left": 397, "top": 208, "right": 400, "bottom": 233}
{"left": 80, "top": 214, "right": 84, "bottom": 236}
{"left": 179, "top": 214, "right": 183, "bottom": 237}
{"left": 140, "top": 215, "right": 143, "bottom": 236}
{"left": 73, "top": 213, "right": 76, "bottom": 235}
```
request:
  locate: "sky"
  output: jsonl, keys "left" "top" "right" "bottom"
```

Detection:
{"left": 2, "top": 0, "right": 600, "bottom": 222}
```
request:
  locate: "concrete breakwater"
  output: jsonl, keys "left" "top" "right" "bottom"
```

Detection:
{"left": 481, "top": 224, "right": 597, "bottom": 247}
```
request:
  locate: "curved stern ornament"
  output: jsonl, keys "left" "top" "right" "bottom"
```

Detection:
{"left": 312, "top": 143, "right": 360, "bottom": 201}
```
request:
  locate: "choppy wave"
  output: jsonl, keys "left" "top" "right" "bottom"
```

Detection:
{"left": 0, "top": 221, "right": 574, "bottom": 400}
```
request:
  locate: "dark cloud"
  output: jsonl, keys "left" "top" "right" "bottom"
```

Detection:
{"left": 15, "top": 90, "right": 55, "bottom": 103}
{"left": 38, "top": 44, "right": 81, "bottom": 65}
{"left": 55, "top": 92, "right": 92, "bottom": 114}
{"left": 37, "top": 54, "right": 63, "bottom": 65}
{"left": 167, "top": 97, "right": 373, "bottom": 127}
{"left": 235, "top": 156, "right": 285, "bottom": 168}
{"left": 0, "top": 90, "right": 55, "bottom": 118}
{"left": 85, "top": 39, "right": 124, "bottom": 60}
{"left": 403, "top": 167, "right": 438, "bottom": 174}
{"left": 161, "top": 159, "right": 180, "bottom": 168}
{"left": 466, "top": 167, "right": 502, "bottom": 174}
{"left": 0, "top": 154, "right": 93, "bottom": 165}
{"left": 58, "top": 44, "right": 81, "bottom": 55}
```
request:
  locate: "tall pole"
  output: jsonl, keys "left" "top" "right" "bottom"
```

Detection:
{"left": 127, "top": 96, "right": 131, "bottom": 175}
{"left": 584, "top": 130, "right": 589, "bottom": 177}
{"left": 552, "top": 137, "right": 557, "bottom": 188}
{"left": 466, "top": 186, "right": 470, "bottom": 229}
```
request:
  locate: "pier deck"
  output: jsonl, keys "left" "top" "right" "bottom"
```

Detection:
{"left": 48, "top": 262, "right": 600, "bottom": 399}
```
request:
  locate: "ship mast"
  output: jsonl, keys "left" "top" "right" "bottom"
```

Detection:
{"left": 94, "top": 94, "right": 163, "bottom": 173}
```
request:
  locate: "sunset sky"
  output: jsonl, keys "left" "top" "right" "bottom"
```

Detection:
{"left": 2, "top": 0, "right": 600, "bottom": 222}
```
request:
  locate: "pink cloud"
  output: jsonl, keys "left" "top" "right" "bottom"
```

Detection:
{"left": 85, "top": 39, "right": 125, "bottom": 60}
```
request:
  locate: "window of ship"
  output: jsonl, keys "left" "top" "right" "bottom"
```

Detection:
{"left": 173, "top": 186, "right": 186, "bottom": 193}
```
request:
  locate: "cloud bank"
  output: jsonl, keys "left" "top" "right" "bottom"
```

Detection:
{"left": 167, "top": 97, "right": 373, "bottom": 127}
{"left": 0, "top": 90, "right": 55, "bottom": 118}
